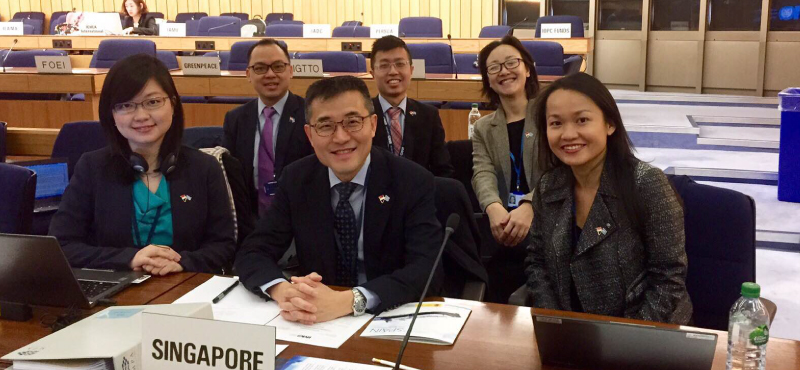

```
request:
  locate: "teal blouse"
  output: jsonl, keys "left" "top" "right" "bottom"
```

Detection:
{"left": 132, "top": 176, "right": 174, "bottom": 247}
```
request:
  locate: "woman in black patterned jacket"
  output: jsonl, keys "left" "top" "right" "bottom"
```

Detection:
{"left": 524, "top": 73, "right": 692, "bottom": 324}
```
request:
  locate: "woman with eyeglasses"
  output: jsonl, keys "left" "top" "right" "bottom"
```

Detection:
{"left": 471, "top": 35, "right": 542, "bottom": 303}
{"left": 49, "top": 54, "right": 236, "bottom": 275}
{"left": 121, "top": 0, "right": 158, "bottom": 35}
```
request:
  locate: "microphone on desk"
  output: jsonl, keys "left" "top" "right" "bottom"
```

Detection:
{"left": 206, "top": 21, "right": 239, "bottom": 34}
{"left": 2, "top": 39, "right": 19, "bottom": 73}
{"left": 447, "top": 34, "right": 458, "bottom": 79}
{"left": 392, "top": 213, "right": 460, "bottom": 370}
{"left": 508, "top": 16, "right": 529, "bottom": 36}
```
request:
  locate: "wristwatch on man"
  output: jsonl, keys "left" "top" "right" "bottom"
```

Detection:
{"left": 351, "top": 288, "right": 367, "bottom": 316}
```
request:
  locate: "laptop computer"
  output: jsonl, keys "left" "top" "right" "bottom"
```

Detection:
{"left": 533, "top": 311, "right": 718, "bottom": 370}
{"left": 0, "top": 234, "right": 143, "bottom": 309}
{"left": 15, "top": 158, "right": 69, "bottom": 213}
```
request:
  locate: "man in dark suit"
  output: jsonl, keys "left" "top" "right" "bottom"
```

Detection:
{"left": 236, "top": 76, "right": 442, "bottom": 324}
{"left": 370, "top": 36, "right": 454, "bottom": 177}
{"left": 222, "top": 38, "right": 313, "bottom": 218}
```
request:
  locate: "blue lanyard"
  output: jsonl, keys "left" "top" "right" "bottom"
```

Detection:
{"left": 384, "top": 113, "right": 405, "bottom": 157}
{"left": 509, "top": 135, "right": 524, "bottom": 192}
{"left": 133, "top": 205, "right": 163, "bottom": 248}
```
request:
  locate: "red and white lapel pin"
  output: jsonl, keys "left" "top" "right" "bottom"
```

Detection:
{"left": 378, "top": 195, "right": 391, "bottom": 204}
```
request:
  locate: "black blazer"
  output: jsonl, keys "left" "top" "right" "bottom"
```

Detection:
{"left": 235, "top": 148, "right": 443, "bottom": 313}
{"left": 222, "top": 93, "right": 313, "bottom": 215}
{"left": 373, "top": 97, "right": 454, "bottom": 178}
{"left": 49, "top": 146, "right": 236, "bottom": 273}
{"left": 122, "top": 12, "right": 158, "bottom": 35}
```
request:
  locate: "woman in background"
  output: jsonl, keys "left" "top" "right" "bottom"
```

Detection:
{"left": 121, "top": 0, "right": 158, "bottom": 35}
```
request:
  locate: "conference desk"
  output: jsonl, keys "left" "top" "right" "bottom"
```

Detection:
{"left": 0, "top": 35, "right": 592, "bottom": 56}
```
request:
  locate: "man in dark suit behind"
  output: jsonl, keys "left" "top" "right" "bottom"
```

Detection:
{"left": 222, "top": 38, "right": 313, "bottom": 218}
{"left": 370, "top": 36, "right": 454, "bottom": 177}
{"left": 236, "top": 76, "right": 442, "bottom": 323}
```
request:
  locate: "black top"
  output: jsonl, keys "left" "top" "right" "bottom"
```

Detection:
{"left": 570, "top": 223, "right": 585, "bottom": 313}
{"left": 507, "top": 119, "right": 529, "bottom": 195}
{"left": 122, "top": 12, "right": 158, "bottom": 35}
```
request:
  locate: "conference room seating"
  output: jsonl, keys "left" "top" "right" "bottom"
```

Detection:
{"left": 202, "top": 50, "right": 231, "bottom": 70}
{"left": 521, "top": 41, "right": 566, "bottom": 76}
{"left": 90, "top": 39, "right": 157, "bottom": 68}
{"left": 220, "top": 12, "right": 249, "bottom": 21}
{"left": 11, "top": 19, "right": 39, "bottom": 35}
{"left": 197, "top": 16, "right": 242, "bottom": 37}
{"left": 398, "top": 16, "right": 443, "bottom": 38}
{"left": 478, "top": 25, "right": 511, "bottom": 38}
{"left": 454, "top": 53, "right": 480, "bottom": 75}
{"left": 156, "top": 50, "right": 179, "bottom": 70}
{"left": 332, "top": 25, "right": 370, "bottom": 38}
{"left": 150, "top": 12, "right": 165, "bottom": 19}
{"left": 0, "top": 49, "right": 68, "bottom": 101}
{"left": 341, "top": 21, "right": 363, "bottom": 26}
{"left": 0, "top": 121, "right": 6, "bottom": 162}
{"left": 183, "top": 126, "right": 224, "bottom": 149}
{"left": 185, "top": 19, "right": 202, "bottom": 36}
{"left": 49, "top": 11, "right": 68, "bottom": 26}
{"left": 202, "top": 41, "right": 258, "bottom": 104}
{"left": 535, "top": 15, "right": 584, "bottom": 74}
{"left": 11, "top": 12, "right": 44, "bottom": 34}
{"left": 51, "top": 121, "right": 107, "bottom": 179}
{"left": 175, "top": 12, "right": 208, "bottom": 23}
{"left": 0, "top": 163, "right": 36, "bottom": 234}
{"left": 295, "top": 52, "right": 367, "bottom": 73}
{"left": 264, "top": 24, "right": 303, "bottom": 37}
{"left": 49, "top": 14, "right": 67, "bottom": 34}
{"left": 269, "top": 20, "right": 304, "bottom": 25}
{"left": 407, "top": 43, "right": 455, "bottom": 74}
{"left": 265, "top": 13, "right": 293, "bottom": 23}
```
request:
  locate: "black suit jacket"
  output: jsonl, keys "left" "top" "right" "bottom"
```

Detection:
{"left": 222, "top": 93, "right": 313, "bottom": 214}
{"left": 373, "top": 97, "right": 454, "bottom": 177}
{"left": 49, "top": 146, "right": 236, "bottom": 273}
{"left": 235, "top": 148, "right": 443, "bottom": 313}
{"left": 122, "top": 13, "right": 158, "bottom": 35}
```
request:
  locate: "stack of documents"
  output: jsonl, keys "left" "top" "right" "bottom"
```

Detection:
{"left": 279, "top": 356, "right": 385, "bottom": 370}
{"left": 361, "top": 302, "right": 471, "bottom": 345}
{"left": 12, "top": 359, "right": 111, "bottom": 370}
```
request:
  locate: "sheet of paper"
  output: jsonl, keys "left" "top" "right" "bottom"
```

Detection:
{"left": 279, "top": 356, "right": 385, "bottom": 370}
{"left": 360, "top": 302, "right": 471, "bottom": 345}
{"left": 276, "top": 345, "right": 288, "bottom": 356}
{"left": 173, "top": 276, "right": 281, "bottom": 325}
{"left": 267, "top": 313, "right": 373, "bottom": 349}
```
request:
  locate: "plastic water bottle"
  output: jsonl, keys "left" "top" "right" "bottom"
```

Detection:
{"left": 726, "top": 282, "right": 770, "bottom": 370}
{"left": 468, "top": 103, "right": 480, "bottom": 139}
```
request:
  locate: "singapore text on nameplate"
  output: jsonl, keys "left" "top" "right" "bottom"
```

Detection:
{"left": 35, "top": 56, "right": 72, "bottom": 74}
{"left": 290, "top": 59, "right": 324, "bottom": 77}
{"left": 181, "top": 56, "right": 221, "bottom": 76}
{"left": 142, "top": 312, "right": 276, "bottom": 370}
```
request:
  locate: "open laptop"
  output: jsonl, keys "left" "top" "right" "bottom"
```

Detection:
{"left": 76, "top": 12, "right": 124, "bottom": 35}
{"left": 0, "top": 234, "right": 143, "bottom": 308}
{"left": 533, "top": 312, "right": 718, "bottom": 370}
{"left": 15, "top": 158, "right": 69, "bottom": 213}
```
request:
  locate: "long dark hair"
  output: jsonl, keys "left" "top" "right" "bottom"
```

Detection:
{"left": 98, "top": 53, "right": 184, "bottom": 176}
{"left": 120, "top": 0, "right": 148, "bottom": 16}
{"left": 478, "top": 35, "right": 539, "bottom": 109}
{"left": 534, "top": 72, "right": 644, "bottom": 230}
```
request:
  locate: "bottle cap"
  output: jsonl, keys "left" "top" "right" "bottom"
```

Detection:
{"left": 471, "top": 103, "right": 479, "bottom": 108}
{"left": 741, "top": 282, "right": 760, "bottom": 298}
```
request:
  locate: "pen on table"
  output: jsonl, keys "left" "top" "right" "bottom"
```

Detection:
{"left": 372, "top": 358, "right": 422, "bottom": 370}
{"left": 212, "top": 280, "right": 239, "bottom": 304}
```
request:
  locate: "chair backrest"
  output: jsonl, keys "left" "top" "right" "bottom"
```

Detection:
{"left": 51, "top": 121, "right": 107, "bottom": 178}
{"left": 90, "top": 39, "right": 157, "bottom": 69}
{"left": 50, "top": 14, "right": 67, "bottom": 34}
{"left": 183, "top": 126, "right": 224, "bottom": 149}
{"left": 264, "top": 24, "right": 303, "bottom": 37}
{"left": 407, "top": 43, "right": 454, "bottom": 74}
{"left": 332, "top": 25, "right": 370, "bottom": 38}
{"left": 197, "top": 16, "right": 242, "bottom": 36}
{"left": 668, "top": 175, "right": 757, "bottom": 331}
{"left": 185, "top": 19, "right": 202, "bottom": 36}
{"left": 202, "top": 50, "right": 231, "bottom": 70}
{"left": 0, "top": 163, "right": 36, "bottom": 234}
{"left": 479, "top": 25, "right": 511, "bottom": 38}
{"left": 0, "top": 121, "right": 6, "bottom": 162}
{"left": 265, "top": 13, "right": 293, "bottom": 23}
{"left": 11, "top": 18, "right": 43, "bottom": 35}
{"left": 3, "top": 49, "right": 67, "bottom": 67}
{"left": 535, "top": 15, "right": 585, "bottom": 38}
{"left": 520, "top": 41, "right": 565, "bottom": 76}
{"left": 150, "top": 12, "right": 165, "bottom": 19}
{"left": 268, "top": 20, "right": 304, "bottom": 25}
{"left": 454, "top": 53, "right": 480, "bottom": 75}
{"left": 341, "top": 21, "right": 362, "bottom": 26}
{"left": 295, "top": 52, "right": 367, "bottom": 72}
{"left": 445, "top": 140, "right": 481, "bottom": 211}
{"left": 228, "top": 40, "right": 288, "bottom": 71}
{"left": 398, "top": 16, "right": 443, "bottom": 37}
{"left": 220, "top": 12, "right": 249, "bottom": 21}
{"left": 156, "top": 50, "right": 179, "bottom": 70}
{"left": 13, "top": 12, "right": 45, "bottom": 22}
{"left": 175, "top": 12, "right": 208, "bottom": 23}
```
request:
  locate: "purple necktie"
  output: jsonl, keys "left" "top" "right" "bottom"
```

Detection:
{"left": 257, "top": 106, "right": 276, "bottom": 214}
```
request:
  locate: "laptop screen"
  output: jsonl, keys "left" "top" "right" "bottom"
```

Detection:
{"left": 21, "top": 162, "right": 69, "bottom": 199}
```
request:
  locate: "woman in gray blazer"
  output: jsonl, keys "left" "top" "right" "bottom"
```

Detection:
{"left": 471, "top": 36, "right": 542, "bottom": 302}
{"left": 525, "top": 73, "right": 692, "bottom": 324}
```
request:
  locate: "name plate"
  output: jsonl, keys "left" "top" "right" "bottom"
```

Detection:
{"left": 291, "top": 59, "right": 323, "bottom": 77}
{"left": 411, "top": 59, "right": 426, "bottom": 79}
{"left": 0, "top": 22, "right": 23, "bottom": 35}
{"left": 370, "top": 24, "right": 399, "bottom": 38}
{"left": 181, "top": 56, "right": 221, "bottom": 76}
{"left": 160, "top": 23, "right": 186, "bottom": 37}
{"left": 35, "top": 56, "right": 72, "bottom": 74}
{"left": 302, "top": 24, "right": 332, "bottom": 38}
{"left": 142, "top": 312, "right": 276, "bottom": 370}
{"left": 540, "top": 23, "right": 572, "bottom": 39}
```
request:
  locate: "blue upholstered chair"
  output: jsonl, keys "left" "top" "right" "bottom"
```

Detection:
{"left": 175, "top": 12, "right": 208, "bottom": 23}
{"left": 479, "top": 25, "right": 511, "bottom": 38}
{"left": 535, "top": 15, "right": 584, "bottom": 74}
{"left": 204, "top": 42, "right": 259, "bottom": 104}
{"left": 295, "top": 52, "right": 367, "bottom": 72}
{"left": 0, "top": 121, "right": 6, "bottom": 163}
{"left": 265, "top": 13, "right": 293, "bottom": 23}
{"left": 50, "top": 11, "right": 69, "bottom": 25}
{"left": 407, "top": 43, "right": 454, "bottom": 74}
{"left": 150, "top": 12, "right": 165, "bottom": 19}
{"left": 0, "top": 163, "right": 36, "bottom": 234}
{"left": 269, "top": 20, "right": 304, "bottom": 25}
{"left": 185, "top": 19, "right": 202, "bottom": 36}
{"left": 332, "top": 25, "right": 370, "bottom": 38}
{"left": 51, "top": 121, "right": 107, "bottom": 179}
{"left": 11, "top": 19, "right": 41, "bottom": 35}
{"left": 156, "top": 50, "right": 179, "bottom": 70}
{"left": 398, "top": 17, "right": 442, "bottom": 38}
{"left": 197, "top": 16, "right": 242, "bottom": 37}
{"left": 455, "top": 53, "right": 479, "bottom": 75}
{"left": 520, "top": 41, "right": 565, "bottom": 76}
{"left": 50, "top": 14, "right": 67, "bottom": 34}
{"left": 341, "top": 21, "right": 363, "bottom": 26}
{"left": 264, "top": 24, "right": 303, "bottom": 37}
{"left": 221, "top": 12, "right": 249, "bottom": 21}
{"left": 12, "top": 12, "right": 45, "bottom": 34}
{"left": 90, "top": 39, "right": 157, "bottom": 68}
{"left": 183, "top": 126, "right": 225, "bottom": 149}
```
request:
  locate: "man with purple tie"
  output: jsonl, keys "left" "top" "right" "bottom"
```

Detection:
{"left": 223, "top": 39, "right": 313, "bottom": 218}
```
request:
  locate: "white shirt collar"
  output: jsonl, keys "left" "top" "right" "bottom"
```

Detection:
{"left": 378, "top": 95, "right": 407, "bottom": 115}
{"left": 329, "top": 154, "right": 371, "bottom": 189}
{"left": 257, "top": 91, "right": 290, "bottom": 117}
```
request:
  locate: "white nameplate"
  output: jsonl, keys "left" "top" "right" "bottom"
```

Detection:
{"left": 34, "top": 56, "right": 72, "bottom": 74}
{"left": 291, "top": 59, "right": 323, "bottom": 77}
{"left": 303, "top": 24, "right": 332, "bottom": 38}
{"left": 181, "top": 56, "right": 221, "bottom": 76}
{"left": 540, "top": 23, "right": 572, "bottom": 39}
{"left": 160, "top": 23, "right": 186, "bottom": 37}
{"left": 411, "top": 59, "right": 426, "bottom": 79}
{"left": 0, "top": 22, "right": 24, "bottom": 35}
{"left": 142, "top": 312, "right": 276, "bottom": 370}
{"left": 370, "top": 24, "right": 399, "bottom": 38}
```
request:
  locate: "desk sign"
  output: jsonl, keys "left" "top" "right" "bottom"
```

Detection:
{"left": 540, "top": 23, "right": 572, "bottom": 39}
{"left": 142, "top": 312, "right": 276, "bottom": 370}
{"left": 0, "top": 22, "right": 23, "bottom": 35}
{"left": 291, "top": 59, "right": 323, "bottom": 77}
{"left": 370, "top": 24, "right": 399, "bottom": 38}
{"left": 303, "top": 24, "right": 332, "bottom": 38}
{"left": 160, "top": 23, "right": 186, "bottom": 37}
{"left": 411, "top": 59, "right": 426, "bottom": 79}
{"left": 181, "top": 56, "right": 221, "bottom": 76}
{"left": 34, "top": 56, "right": 72, "bottom": 74}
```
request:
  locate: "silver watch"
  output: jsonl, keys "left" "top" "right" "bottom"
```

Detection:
{"left": 351, "top": 288, "right": 367, "bottom": 316}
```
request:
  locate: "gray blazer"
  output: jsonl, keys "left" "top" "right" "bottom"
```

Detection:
{"left": 525, "top": 159, "right": 693, "bottom": 324}
{"left": 470, "top": 99, "right": 540, "bottom": 212}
